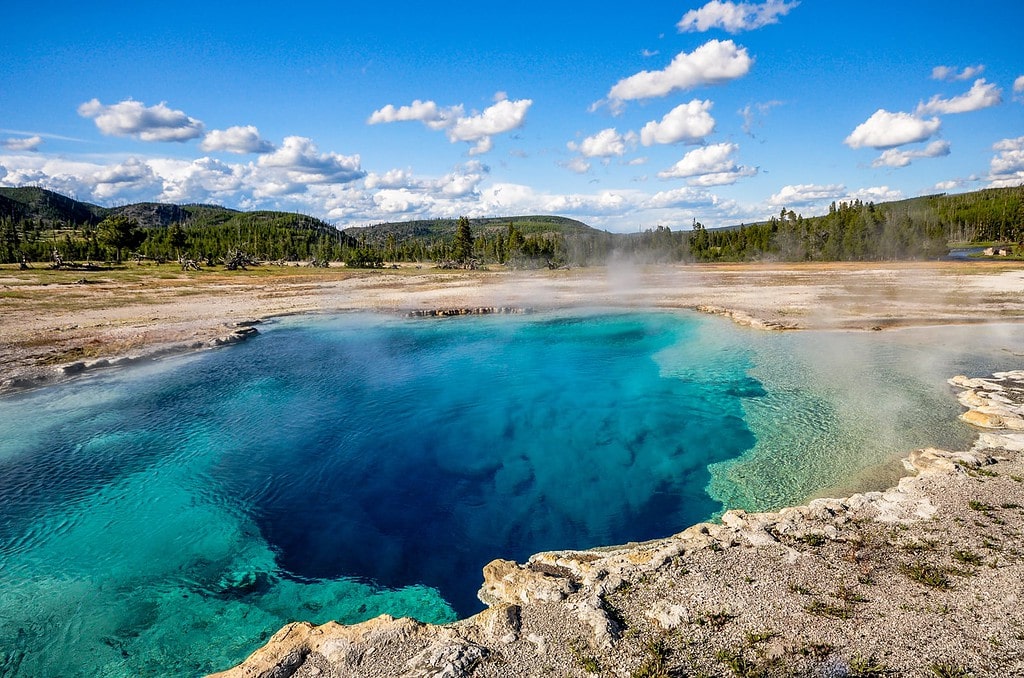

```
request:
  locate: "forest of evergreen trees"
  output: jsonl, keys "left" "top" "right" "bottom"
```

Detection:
{"left": 0, "top": 185, "right": 1021, "bottom": 267}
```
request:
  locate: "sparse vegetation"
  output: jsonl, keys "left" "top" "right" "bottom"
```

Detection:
{"left": 715, "top": 647, "right": 766, "bottom": 678}
{"left": 929, "top": 661, "right": 975, "bottom": 677}
{"left": 631, "top": 638, "right": 673, "bottom": 678}
{"left": 901, "top": 562, "right": 953, "bottom": 589}
{"left": 702, "top": 610, "right": 739, "bottom": 628}
{"left": 805, "top": 599, "right": 855, "bottom": 619}
{"left": 568, "top": 643, "right": 601, "bottom": 674}
{"left": 848, "top": 654, "right": 889, "bottom": 677}
{"left": 798, "top": 533, "right": 827, "bottom": 547}
{"left": 951, "top": 550, "right": 983, "bottom": 566}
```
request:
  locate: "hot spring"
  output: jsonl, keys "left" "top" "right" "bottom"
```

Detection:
{"left": 0, "top": 310, "right": 1021, "bottom": 676}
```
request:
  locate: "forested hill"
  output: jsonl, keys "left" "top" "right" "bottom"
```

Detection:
{"left": 345, "top": 215, "right": 600, "bottom": 242}
{"left": 1, "top": 184, "right": 1022, "bottom": 267}
{"left": 343, "top": 215, "right": 616, "bottom": 266}
{"left": 0, "top": 187, "right": 357, "bottom": 264}
{"left": 684, "top": 185, "right": 1024, "bottom": 262}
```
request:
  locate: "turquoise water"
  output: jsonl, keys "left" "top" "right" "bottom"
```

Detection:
{"left": 0, "top": 311, "right": 1021, "bottom": 676}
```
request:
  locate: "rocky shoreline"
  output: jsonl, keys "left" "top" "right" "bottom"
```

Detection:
{"left": 0, "top": 322, "right": 261, "bottom": 395}
{"left": 211, "top": 371, "right": 1024, "bottom": 677}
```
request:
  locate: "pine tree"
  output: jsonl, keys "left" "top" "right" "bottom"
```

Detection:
{"left": 97, "top": 214, "right": 144, "bottom": 263}
{"left": 453, "top": 216, "right": 474, "bottom": 263}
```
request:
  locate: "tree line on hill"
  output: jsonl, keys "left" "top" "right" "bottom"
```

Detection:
{"left": 0, "top": 185, "right": 1021, "bottom": 267}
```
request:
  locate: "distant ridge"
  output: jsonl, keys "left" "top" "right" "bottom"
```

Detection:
{"left": 344, "top": 215, "right": 605, "bottom": 245}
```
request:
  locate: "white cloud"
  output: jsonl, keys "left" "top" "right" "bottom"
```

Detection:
{"left": 657, "top": 142, "right": 756, "bottom": 186}
{"left": 447, "top": 97, "right": 532, "bottom": 154}
{"left": 151, "top": 157, "right": 246, "bottom": 203}
{"left": 2, "top": 136, "right": 43, "bottom": 152}
{"left": 640, "top": 99, "right": 716, "bottom": 146}
{"left": 916, "top": 79, "right": 1002, "bottom": 116}
{"left": 372, "top": 188, "right": 433, "bottom": 215}
{"left": 644, "top": 186, "right": 720, "bottom": 209}
{"left": 738, "top": 100, "right": 782, "bottom": 136}
{"left": 436, "top": 161, "right": 488, "bottom": 197}
{"left": 367, "top": 95, "right": 531, "bottom": 155}
{"left": 988, "top": 136, "right": 1024, "bottom": 187}
{"left": 257, "top": 136, "right": 365, "bottom": 187}
{"left": 768, "top": 183, "right": 845, "bottom": 206}
{"left": 602, "top": 40, "right": 752, "bottom": 110}
{"left": 677, "top": 0, "right": 799, "bottom": 33}
{"left": 364, "top": 168, "right": 418, "bottom": 190}
{"left": 568, "top": 128, "right": 632, "bottom": 158}
{"left": 931, "top": 65, "right": 985, "bottom": 82}
{"left": 1014, "top": 75, "right": 1024, "bottom": 103}
{"left": 562, "top": 157, "right": 593, "bottom": 174}
{"left": 92, "top": 157, "right": 161, "bottom": 200}
{"left": 872, "top": 140, "right": 951, "bottom": 168}
{"left": 933, "top": 180, "right": 963, "bottom": 191}
{"left": 366, "top": 99, "right": 449, "bottom": 128}
{"left": 77, "top": 98, "right": 204, "bottom": 142}
{"left": 844, "top": 109, "right": 941, "bottom": 150}
{"left": 687, "top": 169, "right": 757, "bottom": 187}
{"left": 846, "top": 186, "right": 903, "bottom": 203}
{"left": 200, "top": 125, "right": 274, "bottom": 154}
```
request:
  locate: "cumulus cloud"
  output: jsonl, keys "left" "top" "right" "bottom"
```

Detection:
{"left": 447, "top": 97, "right": 532, "bottom": 154}
{"left": 768, "top": 183, "right": 845, "bottom": 206}
{"left": 844, "top": 109, "right": 940, "bottom": 150}
{"left": 988, "top": 136, "right": 1024, "bottom": 187}
{"left": 92, "top": 157, "right": 161, "bottom": 200}
{"left": 77, "top": 98, "right": 204, "bottom": 142}
{"left": 151, "top": 156, "right": 246, "bottom": 203}
{"left": 931, "top": 65, "right": 984, "bottom": 82}
{"left": 933, "top": 179, "right": 964, "bottom": 191}
{"left": 568, "top": 128, "right": 633, "bottom": 158}
{"left": 200, "top": 125, "right": 274, "bottom": 154}
{"left": 436, "top": 160, "right": 489, "bottom": 197}
{"left": 2, "top": 136, "right": 43, "bottom": 152}
{"left": 916, "top": 79, "right": 1002, "bottom": 116}
{"left": 1014, "top": 75, "right": 1024, "bottom": 103}
{"left": 256, "top": 136, "right": 365, "bottom": 189}
{"left": 601, "top": 40, "right": 752, "bottom": 110}
{"left": 367, "top": 99, "right": 451, "bottom": 129}
{"left": 644, "top": 186, "right": 720, "bottom": 209}
{"left": 364, "top": 168, "right": 418, "bottom": 190}
{"left": 372, "top": 188, "right": 433, "bottom": 215}
{"left": 561, "top": 157, "right": 593, "bottom": 174}
{"left": 640, "top": 100, "right": 716, "bottom": 146}
{"left": 677, "top": 0, "right": 799, "bottom": 33}
{"left": 872, "top": 140, "right": 951, "bottom": 168}
{"left": 367, "top": 94, "right": 531, "bottom": 155}
{"left": 846, "top": 186, "right": 903, "bottom": 203}
{"left": 657, "top": 142, "right": 756, "bottom": 185}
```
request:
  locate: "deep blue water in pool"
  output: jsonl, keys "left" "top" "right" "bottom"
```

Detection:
{"left": 0, "top": 311, "right": 1017, "bottom": 676}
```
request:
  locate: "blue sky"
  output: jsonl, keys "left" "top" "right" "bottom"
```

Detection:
{"left": 1, "top": 1, "right": 1021, "bottom": 232}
